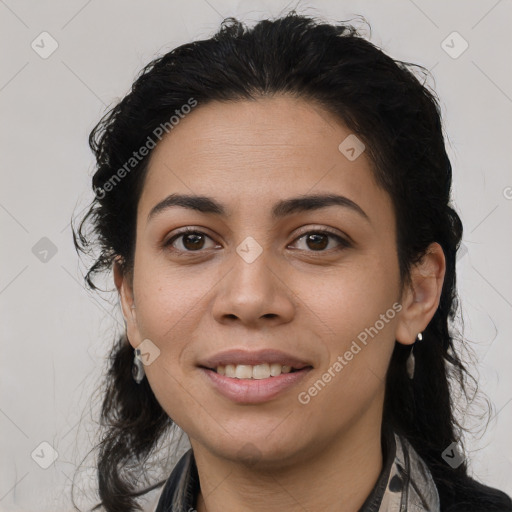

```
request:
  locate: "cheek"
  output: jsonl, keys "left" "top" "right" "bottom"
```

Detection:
{"left": 296, "top": 279, "right": 396, "bottom": 431}
{"left": 129, "top": 263, "right": 205, "bottom": 398}
{"left": 131, "top": 266, "right": 205, "bottom": 426}
{"left": 303, "top": 255, "right": 399, "bottom": 342}
{"left": 298, "top": 250, "right": 400, "bottom": 391}
{"left": 132, "top": 254, "right": 207, "bottom": 338}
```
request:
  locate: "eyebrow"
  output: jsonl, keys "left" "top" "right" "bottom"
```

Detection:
{"left": 147, "top": 193, "right": 370, "bottom": 223}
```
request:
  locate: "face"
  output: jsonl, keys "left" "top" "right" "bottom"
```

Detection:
{"left": 119, "top": 95, "right": 409, "bottom": 467}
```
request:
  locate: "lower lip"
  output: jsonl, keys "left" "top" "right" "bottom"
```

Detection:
{"left": 200, "top": 367, "right": 312, "bottom": 404}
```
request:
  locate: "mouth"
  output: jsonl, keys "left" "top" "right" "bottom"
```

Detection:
{"left": 199, "top": 364, "right": 313, "bottom": 404}
{"left": 197, "top": 348, "right": 314, "bottom": 404}
{"left": 200, "top": 363, "right": 312, "bottom": 379}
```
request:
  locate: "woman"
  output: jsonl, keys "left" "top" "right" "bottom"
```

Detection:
{"left": 73, "top": 12, "right": 512, "bottom": 512}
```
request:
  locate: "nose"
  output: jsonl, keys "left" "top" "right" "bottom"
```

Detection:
{"left": 211, "top": 249, "right": 295, "bottom": 329}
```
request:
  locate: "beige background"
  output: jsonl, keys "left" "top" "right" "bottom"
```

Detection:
{"left": 1, "top": 0, "right": 511, "bottom": 510}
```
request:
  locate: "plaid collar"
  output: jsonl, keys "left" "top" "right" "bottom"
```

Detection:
{"left": 154, "top": 428, "right": 440, "bottom": 512}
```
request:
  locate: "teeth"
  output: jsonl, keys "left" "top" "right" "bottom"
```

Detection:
{"left": 253, "top": 364, "right": 270, "bottom": 379}
{"left": 235, "top": 365, "right": 253, "bottom": 379}
{"left": 215, "top": 363, "right": 296, "bottom": 379}
{"left": 270, "top": 363, "right": 282, "bottom": 376}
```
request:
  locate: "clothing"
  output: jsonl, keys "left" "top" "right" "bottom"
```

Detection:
{"left": 151, "top": 427, "right": 443, "bottom": 511}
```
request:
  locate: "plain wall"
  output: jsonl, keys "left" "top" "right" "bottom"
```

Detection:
{"left": 1, "top": 1, "right": 511, "bottom": 510}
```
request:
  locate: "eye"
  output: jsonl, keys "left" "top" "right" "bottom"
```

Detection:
{"left": 290, "top": 229, "right": 351, "bottom": 252}
{"left": 163, "top": 227, "right": 351, "bottom": 254}
{"left": 163, "top": 227, "right": 218, "bottom": 253}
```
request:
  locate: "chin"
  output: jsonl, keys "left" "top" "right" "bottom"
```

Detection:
{"left": 206, "top": 432, "right": 309, "bottom": 470}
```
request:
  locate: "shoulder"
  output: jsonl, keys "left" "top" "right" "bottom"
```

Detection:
{"left": 152, "top": 448, "right": 198, "bottom": 512}
{"left": 143, "top": 483, "right": 167, "bottom": 512}
{"left": 442, "top": 477, "right": 512, "bottom": 512}
{"left": 140, "top": 449, "right": 195, "bottom": 512}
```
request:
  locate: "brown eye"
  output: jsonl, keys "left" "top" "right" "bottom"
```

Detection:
{"left": 181, "top": 232, "right": 206, "bottom": 250}
{"left": 305, "top": 233, "right": 329, "bottom": 251}
{"left": 291, "top": 230, "right": 350, "bottom": 252}
{"left": 164, "top": 229, "right": 217, "bottom": 252}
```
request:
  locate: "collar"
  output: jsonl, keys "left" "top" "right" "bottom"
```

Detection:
{"left": 358, "top": 426, "right": 440, "bottom": 511}
{"left": 153, "top": 429, "right": 440, "bottom": 512}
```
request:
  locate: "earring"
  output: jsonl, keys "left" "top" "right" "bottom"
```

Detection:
{"left": 406, "top": 332, "right": 422, "bottom": 380}
{"left": 132, "top": 347, "right": 145, "bottom": 384}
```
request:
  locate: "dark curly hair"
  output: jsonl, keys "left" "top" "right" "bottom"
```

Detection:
{"left": 72, "top": 11, "right": 512, "bottom": 512}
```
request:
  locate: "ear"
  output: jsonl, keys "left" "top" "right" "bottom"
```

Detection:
{"left": 395, "top": 242, "right": 446, "bottom": 346}
{"left": 113, "top": 256, "right": 140, "bottom": 349}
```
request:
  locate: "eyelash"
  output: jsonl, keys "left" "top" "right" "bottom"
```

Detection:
{"left": 163, "top": 226, "right": 351, "bottom": 254}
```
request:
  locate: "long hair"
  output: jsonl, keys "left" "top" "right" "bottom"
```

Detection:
{"left": 72, "top": 11, "right": 510, "bottom": 511}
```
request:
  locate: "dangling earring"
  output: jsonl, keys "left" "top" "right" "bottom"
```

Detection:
{"left": 406, "top": 332, "right": 422, "bottom": 380}
{"left": 129, "top": 303, "right": 144, "bottom": 384}
{"left": 132, "top": 348, "right": 145, "bottom": 384}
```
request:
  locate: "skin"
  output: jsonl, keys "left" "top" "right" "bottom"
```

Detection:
{"left": 114, "top": 95, "right": 446, "bottom": 512}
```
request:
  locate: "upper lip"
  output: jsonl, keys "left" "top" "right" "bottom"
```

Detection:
{"left": 198, "top": 349, "right": 313, "bottom": 370}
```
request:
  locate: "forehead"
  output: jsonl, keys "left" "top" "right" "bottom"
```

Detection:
{"left": 138, "top": 95, "right": 392, "bottom": 225}
{"left": 148, "top": 95, "right": 345, "bottom": 167}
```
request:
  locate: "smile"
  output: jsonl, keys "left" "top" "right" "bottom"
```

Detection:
{"left": 199, "top": 365, "right": 313, "bottom": 404}
{"left": 211, "top": 363, "right": 308, "bottom": 379}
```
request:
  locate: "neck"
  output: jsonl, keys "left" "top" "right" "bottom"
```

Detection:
{"left": 192, "top": 413, "right": 384, "bottom": 512}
